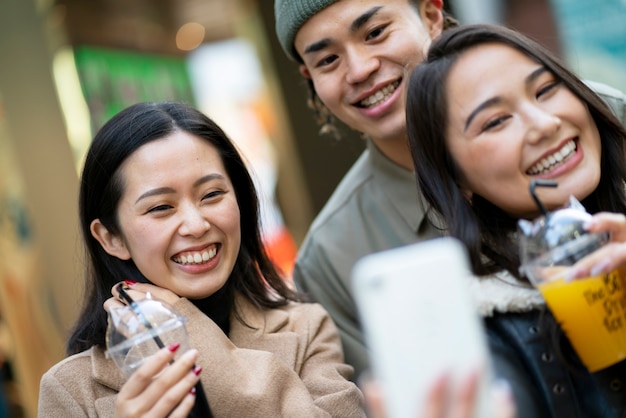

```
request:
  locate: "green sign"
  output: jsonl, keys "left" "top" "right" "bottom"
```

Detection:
{"left": 74, "top": 46, "right": 196, "bottom": 131}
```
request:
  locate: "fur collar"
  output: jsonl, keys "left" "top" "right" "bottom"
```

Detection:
{"left": 466, "top": 270, "right": 546, "bottom": 317}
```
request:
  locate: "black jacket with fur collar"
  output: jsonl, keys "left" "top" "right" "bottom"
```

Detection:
{"left": 471, "top": 271, "right": 626, "bottom": 418}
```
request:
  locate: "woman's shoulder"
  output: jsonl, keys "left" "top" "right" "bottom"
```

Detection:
{"left": 280, "top": 300, "right": 330, "bottom": 321}
{"left": 39, "top": 346, "right": 106, "bottom": 402}
{"left": 42, "top": 347, "right": 97, "bottom": 381}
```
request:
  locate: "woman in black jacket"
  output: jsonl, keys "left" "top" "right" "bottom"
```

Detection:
{"left": 406, "top": 24, "right": 626, "bottom": 418}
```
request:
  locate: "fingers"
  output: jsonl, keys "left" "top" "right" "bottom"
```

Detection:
{"left": 141, "top": 349, "right": 202, "bottom": 412}
{"left": 360, "top": 377, "right": 386, "bottom": 418}
{"left": 104, "top": 296, "right": 126, "bottom": 313}
{"left": 586, "top": 212, "right": 626, "bottom": 242}
{"left": 361, "top": 371, "right": 514, "bottom": 418}
{"left": 490, "top": 380, "right": 516, "bottom": 418}
{"left": 115, "top": 345, "right": 201, "bottom": 417}
{"left": 425, "top": 372, "right": 516, "bottom": 418}
{"left": 110, "top": 281, "right": 181, "bottom": 306}
{"left": 420, "top": 373, "right": 450, "bottom": 418}
{"left": 446, "top": 370, "right": 479, "bottom": 418}
{"left": 565, "top": 242, "right": 626, "bottom": 280}
{"left": 561, "top": 212, "right": 626, "bottom": 281}
{"left": 167, "top": 389, "right": 198, "bottom": 418}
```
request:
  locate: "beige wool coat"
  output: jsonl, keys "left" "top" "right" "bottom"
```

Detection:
{"left": 38, "top": 294, "right": 365, "bottom": 417}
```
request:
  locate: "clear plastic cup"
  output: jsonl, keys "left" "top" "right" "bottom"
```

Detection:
{"left": 105, "top": 296, "right": 190, "bottom": 377}
{"left": 519, "top": 196, "right": 626, "bottom": 372}
{"left": 105, "top": 289, "right": 214, "bottom": 417}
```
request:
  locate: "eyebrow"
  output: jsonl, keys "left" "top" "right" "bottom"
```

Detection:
{"left": 351, "top": 6, "right": 382, "bottom": 32}
{"left": 134, "top": 173, "right": 226, "bottom": 204}
{"left": 303, "top": 6, "right": 383, "bottom": 56}
{"left": 463, "top": 66, "right": 549, "bottom": 132}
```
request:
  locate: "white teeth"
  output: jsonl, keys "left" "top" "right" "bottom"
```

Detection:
{"left": 528, "top": 140, "right": 576, "bottom": 175}
{"left": 360, "top": 81, "right": 400, "bottom": 108}
{"left": 173, "top": 248, "right": 217, "bottom": 265}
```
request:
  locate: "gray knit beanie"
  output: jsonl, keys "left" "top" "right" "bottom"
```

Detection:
{"left": 275, "top": 0, "right": 338, "bottom": 61}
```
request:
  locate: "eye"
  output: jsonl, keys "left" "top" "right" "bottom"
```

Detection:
{"left": 147, "top": 204, "right": 172, "bottom": 214}
{"left": 315, "top": 54, "right": 338, "bottom": 68}
{"left": 366, "top": 25, "right": 387, "bottom": 41}
{"left": 537, "top": 80, "right": 561, "bottom": 99}
{"left": 481, "top": 115, "right": 511, "bottom": 132}
{"left": 202, "top": 190, "right": 225, "bottom": 201}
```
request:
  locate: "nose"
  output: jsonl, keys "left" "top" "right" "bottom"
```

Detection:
{"left": 345, "top": 47, "right": 379, "bottom": 85}
{"left": 178, "top": 204, "right": 210, "bottom": 237}
{"left": 523, "top": 104, "right": 561, "bottom": 144}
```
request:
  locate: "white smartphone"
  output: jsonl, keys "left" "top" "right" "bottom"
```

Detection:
{"left": 351, "top": 237, "right": 492, "bottom": 418}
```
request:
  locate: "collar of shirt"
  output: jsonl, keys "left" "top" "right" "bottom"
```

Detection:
{"left": 366, "top": 139, "right": 434, "bottom": 233}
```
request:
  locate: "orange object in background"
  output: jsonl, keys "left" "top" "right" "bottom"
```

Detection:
{"left": 264, "top": 227, "right": 297, "bottom": 282}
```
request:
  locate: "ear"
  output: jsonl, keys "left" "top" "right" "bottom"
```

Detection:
{"left": 90, "top": 219, "right": 132, "bottom": 260}
{"left": 298, "top": 64, "right": 311, "bottom": 79}
{"left": 419, "top": 0, "right": 444, "bottom": 39}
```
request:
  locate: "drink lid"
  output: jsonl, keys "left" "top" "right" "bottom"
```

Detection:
{"left": 517, "top": 181, "right": 608, "bottom": 279}
{"left": 106, "top": 293, "right": 185, "bottom": 350}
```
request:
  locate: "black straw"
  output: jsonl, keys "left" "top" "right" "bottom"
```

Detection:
{"left": 529, "top": 180, "right": 558, "bottom": 215}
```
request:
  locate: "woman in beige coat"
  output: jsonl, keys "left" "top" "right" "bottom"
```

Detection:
{"left": 38, "top": 102, "right": 364, "bottom": 417}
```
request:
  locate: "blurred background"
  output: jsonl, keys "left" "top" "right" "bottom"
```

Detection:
{"left": 0, "top": 0, "right": 624, "bottom": 416}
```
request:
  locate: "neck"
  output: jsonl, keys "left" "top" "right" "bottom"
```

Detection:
{"left": 370, "top": 134, "right": 414, "bottom": 170}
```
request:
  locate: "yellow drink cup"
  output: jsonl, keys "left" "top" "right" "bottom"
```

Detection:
{"left": 518, "top": 190, "right": 626, "bottom": 372}
{"left": 537, "top": 269, "right": 626, "bottom": 372}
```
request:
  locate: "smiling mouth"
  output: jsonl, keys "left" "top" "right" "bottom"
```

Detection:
{"left": 357, "top": 80, "right": 401, "bottom": 108}
{"left": 527, "top": 139, "right": 577, "bottom": 175}
{"left": 172, "top": 245, "right": 218, "bottom": 265}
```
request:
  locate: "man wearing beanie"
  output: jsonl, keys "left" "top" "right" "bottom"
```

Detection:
{"left": 274, "top": 0, "right": 626, "bottom": 386}
{"left": 274, "top": 0, "right": 454, "bottom": 381}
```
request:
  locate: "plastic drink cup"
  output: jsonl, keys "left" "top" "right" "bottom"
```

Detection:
{"left": 521, "top": 233, "right": 626, "bottom": 372}
{"left": 536, "top": 269, "right": 626, "bottom": 371}
{"left": 105, "top": 289, "right": 214, "bottom": 417}
{"left": 519, "top": 191, "right": 626, "bottom": 372}
{"left": 106, "top": 309, "right": 190, "bottom": 377}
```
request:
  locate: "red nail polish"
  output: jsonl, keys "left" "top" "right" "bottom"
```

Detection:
{"left": 168, "top": 342, "right": 181, "bottom": 352}
{"left": 193, "top": 365, "right": 202, "bottom": 376}
{"left": 124, "top": 279, "right": 137, "bottom": 287}
{"left": 190, "top": 387, "right": 197, "bottom": 395}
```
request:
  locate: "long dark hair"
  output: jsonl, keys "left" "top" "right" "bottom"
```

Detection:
{"left": 406, "top": 24, "right": 626, "bottom": 279}
{"left": 68, "top": 102, "right": 299, "bottom": 354}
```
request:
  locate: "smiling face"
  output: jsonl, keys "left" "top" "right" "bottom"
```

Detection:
{"left": 294, "top": 0, "right": 442, "bottom": 167}
{"left": 445, "top": 43, "right": 602, "bottom": 218}
{"left": 92, "top": 130, "right": 241, "bottom": 299}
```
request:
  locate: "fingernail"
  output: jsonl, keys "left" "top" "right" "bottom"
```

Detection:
{"left": 168, "top": 342, "right": 181, "bottom": 352}
{"left": 124, "top": 279, "right": 137, "bottom": 287}
{"left": 193, "top": 365, "right": 202, "bottom": 376}
{"left": 189, "top": 387, "right": 197, "bottom": 395}
{"left": 563, "top": 267, "right": 581, "bottom": 282}
{"left": 583, "top": 219, "right": 596, "bottom": 231}
{"left": 590, "top": 259, "right": 612, "bottom": 277}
